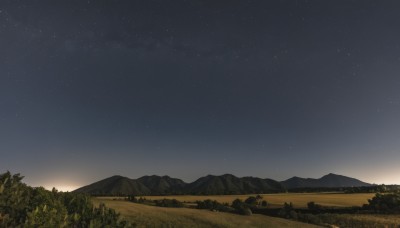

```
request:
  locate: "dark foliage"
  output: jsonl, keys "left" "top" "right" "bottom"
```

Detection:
{"left": 278, "top": 202, "right": 298, "bottom": 220}
{"left": 231, "top": 199, "right": 252, "bottom": 216}
{"left": 261, "top": 200, "right": 268, "bottom": 207}
{"left": 244, "top": 196, "right": 258, "bottom": 206}
{"left": 244, "top": 195, "right": 263, "bottom": 207}
{"left": 126, "top": 195, "right": 138, "bottom": 203}
{"left": 307, "top": 201, "right": 322, "bottom": 211}
{"left": 196, "top": 199, "right": 232, "bottom": 212}
{"left": 363, "top": 193, "right": 400, "bottom": 213}
{"left": 0, "top": 171, "right": 131, "bottom": 227}
{"left": 344, "top": 185, "right": 397, "bottom": 193}
{"left": 153, "top": 199, "right": 183, "bottom": 208}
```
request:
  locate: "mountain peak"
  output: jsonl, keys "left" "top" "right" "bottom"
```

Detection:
{"left": 324, "top": 173, "right": 340, "bottom": 177}
{"left": 282, "top": 173, "right": 371, "bottom": 189}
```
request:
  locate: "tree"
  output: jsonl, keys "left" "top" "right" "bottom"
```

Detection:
{"left": 0, "top": 171, "right": 32, "bottom": 227}
{"left": 0, "top": 171, "right": 132, "bottom": 227}
{"left": 307, "top": 201, "right": 322, "bottom": 210}
{"left": 231, "top": 199, "right": 252, "bottom": 216}
{"left": 366, "top": 193, "right": 400, "bottom": 213}
{"left": 261, "top": 200, "right": 268, "bottom": 207}
{"left": 279, "top": 202, "right": 297, "bottom": 219}
{"left": 244, "top": 196, "right": 258, "bottom": 206}
{"left": 255, "top": 194, "right": 263, "bottom": 205}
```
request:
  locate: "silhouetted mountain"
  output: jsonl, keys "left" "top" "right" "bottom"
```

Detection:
{"left": 74, "top": 175, "right": 151, "bottom": 195}
{"left": 186, "top": 174, "right": 285, "bottom": 195}
{"left": 74, "top": 174, "right": 285, "bottom": 195}
{"left": 281, "top": 173, "right": 372, "bottom": 189}
{"left": 137, "top": 175, "right": 187, "bottom": 195}
{"left": 75, "top": 173, "right": 371, "bottom": 195}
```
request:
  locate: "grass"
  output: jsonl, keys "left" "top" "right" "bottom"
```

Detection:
{"left": 314, "top": 214, "right": 400, "bottom": 228}
{"left": 93, "top": 198, "right": 321, "bottom": 228}
{"left": 140, "top": 192, "right": 375, "bottom": 208}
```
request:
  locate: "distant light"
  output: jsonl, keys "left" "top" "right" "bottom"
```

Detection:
{"left": 44, "top": 185, "right": 80, "bottom": 192}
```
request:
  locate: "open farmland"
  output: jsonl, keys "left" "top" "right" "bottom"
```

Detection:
{"left": 312, "top": 214, "right": 400, "bottom": 228}
{"left": 140, "top": 192, "right": 375, "bottom": 208}
{"left": 93, "top": 198, "right": 321, "bottom": 228}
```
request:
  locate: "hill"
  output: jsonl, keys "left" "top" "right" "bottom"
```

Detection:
{"left": 186, "top": 174, "right": 285, "bottom": 195}
{"left": 137, "top": 175, "right": 187, "bottom": 195}
{"left": 74, "top": 174, "right": 285, "bottom": 195}
{"left": 75, "top": 173, "right": 372, "bottom": 195}
{"left": 73, "top": 175, "right": 151, "bottom": 195}
{"left": 281, "top": 173, "right": 372, "bottom": 189}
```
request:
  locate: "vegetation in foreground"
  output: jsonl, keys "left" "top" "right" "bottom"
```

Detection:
{"left": 0, "top": 172, "right": 131, "bottom": 227}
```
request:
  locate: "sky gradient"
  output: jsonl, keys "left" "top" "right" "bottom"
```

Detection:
{"left": 1, "top": 0, "right": 400, "bottom": 191}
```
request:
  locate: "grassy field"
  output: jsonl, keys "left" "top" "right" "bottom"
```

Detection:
{"left": 93, "top": 198, "right": 321, "bottom": 228}
{"left": 312, "top": 214, "right": 400, "bottom": 228}
{"left": 141, "top": 192, "right": 375, "bottom": 208}
{"left": 94, "top": 193, "right": 400, "bottom": 227}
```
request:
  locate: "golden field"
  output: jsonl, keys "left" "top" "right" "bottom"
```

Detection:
{"left": 93, "top": 193, "right": 400, "bottom": 228}
{"left": 314, "top": 213, "right": 400, "bottom": 228}
{"left": 93, "top": 198, "right": 321, "bottom": 228}
{"left": 139, "top": 192, "right": 375, "bottom": 208}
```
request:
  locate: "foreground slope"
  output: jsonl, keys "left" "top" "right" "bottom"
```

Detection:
{"left": 281, "top": 173, "right": 372, "bottom": 189}
{"left": 93, "top": 198, "right": 321, "bottom": 228}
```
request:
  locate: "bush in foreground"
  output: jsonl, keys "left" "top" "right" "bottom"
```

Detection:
{"left": 0, "top": 171, "right": 131, "bottom": 227}
{"left": 364, "top": 193, "right": 400, "bottom": 213}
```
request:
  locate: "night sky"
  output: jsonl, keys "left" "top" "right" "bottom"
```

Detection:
{"left": 1, "top": 0, "right": 400, "bottom": 191}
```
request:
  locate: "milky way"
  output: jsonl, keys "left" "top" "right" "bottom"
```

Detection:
{"left": 1, "top": 0, "right": 400, "bottom": 189}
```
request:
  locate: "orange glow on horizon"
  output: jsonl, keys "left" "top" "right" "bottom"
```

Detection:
{"left": 43, "top": 184, "right": 80, "bottom": 192}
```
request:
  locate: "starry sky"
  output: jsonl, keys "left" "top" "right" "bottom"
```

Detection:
{"left": 1, "top": 0, "right": 400, "bottom": 191}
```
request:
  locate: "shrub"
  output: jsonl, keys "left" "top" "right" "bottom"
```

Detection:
{"left": 244, "top": 196, "right": 257, "bottom": 206}
{"left": 261, "top": 200, "right": 268, "bottom": 207}
{"left": 126, "top": 195, "right": 138, "bottom": 203}
{"left": 196, "top": 199, "right": 232, "bottom": 212}
{"left": 154, "top": 199, "right": 183, "bottom": 208}
{"left": 0, "top": 171, "right": 131, "bottom": 227}
{"left": 307, "top": 201, "right": 322, "bottom": 211}
{"left": 365, "top": 193, "right": 400, "bottom": 213}
{"left": 278, "top": 202, "right": 297, "bottom": 219}
{"left": 231, "top": 199, "right": 252, "bottom": 216}
{"left": 297, "top": 213, "right": 322, "bottom": 225}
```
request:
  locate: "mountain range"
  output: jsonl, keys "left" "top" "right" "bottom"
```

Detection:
{"left": 281, "top": 173, "right": 372, "bottom": 189}
{"left": 73, "top": 173, "right": 371, "bottom": 196}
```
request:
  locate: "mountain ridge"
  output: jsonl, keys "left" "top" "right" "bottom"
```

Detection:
{"left": 281, "top": 173, "right": 372, "bottom": 189}
{"left": 74, "top": 173, "right": 371, "bottom": 195}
